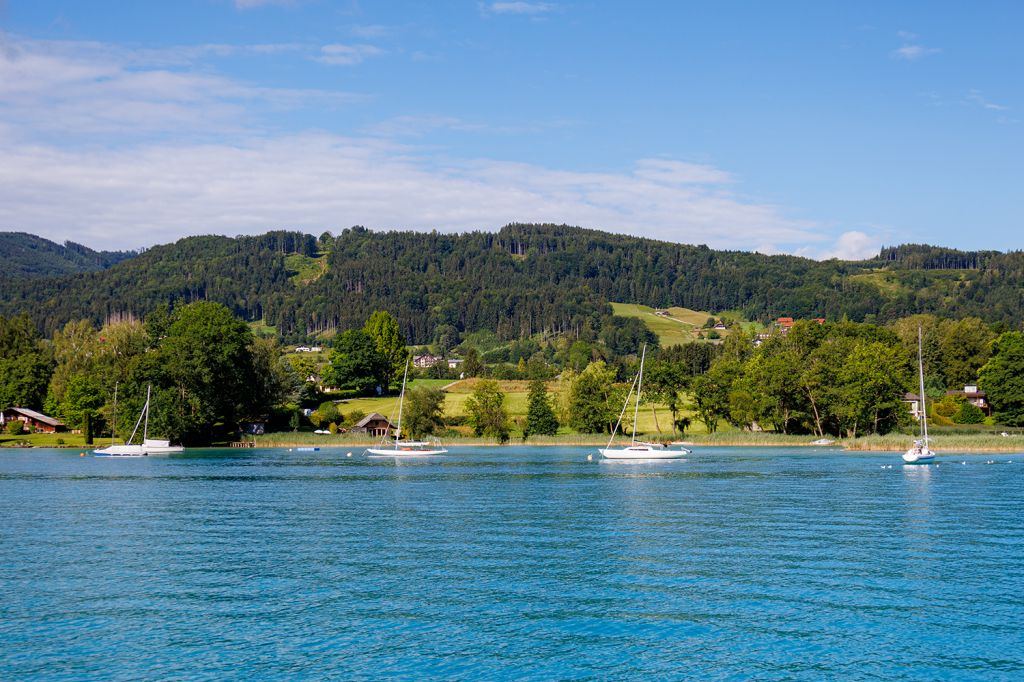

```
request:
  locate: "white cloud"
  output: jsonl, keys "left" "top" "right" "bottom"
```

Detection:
{"left": 632, "top": 159, "right": 734, "bottom": 185}
{"left": 805, "top": 231, "right": 879, "bottom": 260}
{"left": 0, "top": 35, "right": 360, "bottom": 138}
{"left": 0, "top": 32, "right": 833, "bottom": 256}
{"left": 315, "top": 43, "right": 385, "bottom": 66}
{"left": 0, "top": 134, "right": 824, "bottom": 253}
{"left": 486, "top": 2, "right": 554, "bottom": 15}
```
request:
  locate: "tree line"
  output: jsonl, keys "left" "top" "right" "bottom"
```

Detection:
{"left": 4, "top": 303, "right": 1024, "bottom": 444}
{"left": 6, "top": 225, "right": 1024, "bottom": 349}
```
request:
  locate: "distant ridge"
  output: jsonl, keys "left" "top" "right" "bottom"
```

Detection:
{"left": 0, "top": 232, "right": 136, "bottom": 278}
{"left": 1, "top": 224, "right": 1023, "bottom": 342}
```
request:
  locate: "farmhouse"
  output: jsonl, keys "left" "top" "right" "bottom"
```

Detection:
{"left": 350, "top": 412, "right": 395, "bottom": 437}
{"left": 945, "top": 385, "right": 992, "bottom": 416}
{"left": 1, "top": 407, "right": 66, "bottom": 433}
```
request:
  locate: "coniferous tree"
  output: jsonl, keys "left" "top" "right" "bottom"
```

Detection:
{"left": 524, "top": 379, "right": 559, "bottom": 437}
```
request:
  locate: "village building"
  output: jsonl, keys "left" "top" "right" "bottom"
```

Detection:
{"left": 413, "top": 354, "right": 443, "bottom": 369}
{"left": 945, "top": 385, "right": 992, "bottom": 416}
{"left": 774, "top": 316, "right": 826, "bottom": 335}
{"left": 0, "top": 407, "right": 66, "bottom": 433}
{"left": 349, "top": 412, "right": 395, "bottom": 437}
{"left": 902, "top": 393, "right": 924, "bottom": 420}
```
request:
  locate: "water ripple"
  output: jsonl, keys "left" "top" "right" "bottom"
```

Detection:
{"left": 1, "top": 447, "right": 1022, "bottom": 680}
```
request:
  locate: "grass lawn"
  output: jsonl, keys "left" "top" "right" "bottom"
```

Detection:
{"left": 610, "top": 302, "right": 730, "bottom": 346}
{"left": 0, "top": 432, "right": 92, "bottom": 448}
{"left": 284, "top": 253, "right": 328, "bottom": 286}
{"left": 331, "top": 378, "right": 717, "bottom": 439}
{"left": 248, "top": 319, "right": 279, "bottom": 338}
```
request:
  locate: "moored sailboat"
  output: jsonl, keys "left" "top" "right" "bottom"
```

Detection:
{"left": 599, "top": 344, "right": 690, "bottom": 460}
{"left": 903, "top": 327, "right": 935, "bottom": 464}
{"left": 93, "top": 385, "right": 184, "bottom": 457}
{"left": 365, "top": 359, "right": 447, "bottom": 456}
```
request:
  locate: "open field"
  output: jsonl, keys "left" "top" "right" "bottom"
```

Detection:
{"left": 331, "top": 378, "right": 713, "bottom": 439}
{"left": 0, "top": 432, "right": 91, "bottom": 448}
{"left": 284, "top": 253, "right": 328, "bottom": 286}
{"left": 610, "top": 302, "right": 733, "bottom": 346}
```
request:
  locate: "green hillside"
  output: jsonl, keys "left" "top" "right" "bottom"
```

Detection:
{"left": 0, "top": 232, "right": 134, "bottom": 278}
{"left": 4, "top": 225, "right": 1024, "bottom": 345}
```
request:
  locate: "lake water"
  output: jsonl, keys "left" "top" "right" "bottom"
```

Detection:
{"left": 1, "top": 446, "right": 1023, "bottom": 680}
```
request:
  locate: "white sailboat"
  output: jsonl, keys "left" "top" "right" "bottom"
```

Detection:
{"left": 365, "top": 359, "right": 447, "bottom": 456}
{"left": 903, "top": 327, "right": 935, "bottom": 464}
{"left": 600, "top": 345, "right": 690, "bottom": 460}
{"left": 94, "top": 385, "right": 184, "bottom": 457}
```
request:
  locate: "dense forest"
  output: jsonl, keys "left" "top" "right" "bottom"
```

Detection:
{"left": 2, "top": 224, "right": 1024, "bottom": 345}
{"left": 0, "top": 233, "right": 135, "bottom": 278}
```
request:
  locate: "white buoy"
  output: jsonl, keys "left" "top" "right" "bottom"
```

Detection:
{"left": 587, "top": 454, "right": 593, "bottom": 461}
{"left": 346, "top": 452, "right": 352, "bottom": 457}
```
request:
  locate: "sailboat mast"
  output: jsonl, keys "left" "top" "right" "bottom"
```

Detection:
{"left": 631, "top": 344, "right": 646, "bottom": 445}
{"left": 394, "top": 358, "right": 410, "bottom": 445}
{"left": 111, "top": 382, "right": 118, "bottom": 445}
{"left": 918, "top": 327, "right": 928, "bottom": 446}
{"left": 143, "top": 384, "right": 151, "bottom": 442}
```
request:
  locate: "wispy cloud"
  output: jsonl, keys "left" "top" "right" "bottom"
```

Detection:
{"left": 315, "top": 43, "right": 384, "bottom": 66}
{"left": 364, "top": 114, "right": 575, "bottom": 138}
{"left": 350, "top": 24, "right": 394, "bottom": 39}
{"left": 234, "top": 0, "right": 296, "bottom": 9}
{"left": 0, "top": 33, "right": 833, "bottom": 257}
{"left": 891, "top": 31, "right": 939, "bottom": 60}
{"left": 484, "top": 2, "right": 554, "bottom": 16}
{"left": 805, "top": 231, "right": 880, "bottom": 261}
{"left": 0, "top": 34, "right": 361, "bottom": 139}
{"left": 0, "top": 134, "right": 823, "bottom": 253}
{"left": 965, "top": 89, "right": 1009, "bottom": 111}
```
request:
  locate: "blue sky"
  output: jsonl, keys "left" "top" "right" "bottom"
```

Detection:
{"left": 0, "top": 1, "right": 1020, "bottom": 257}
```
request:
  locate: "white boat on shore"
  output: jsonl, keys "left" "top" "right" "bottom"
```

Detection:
{"left": 599, "top": 344, "right": 690, "bottom": 460}
{"left": 94, "top": 385, "right": 184, "bottom": 457}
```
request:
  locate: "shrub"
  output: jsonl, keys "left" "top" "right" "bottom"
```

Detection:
{"left": 6, "top": 420, "right": 24, "bottom": 435}
{"left": 953, "top": 402, "right": 986, "bottom": 424}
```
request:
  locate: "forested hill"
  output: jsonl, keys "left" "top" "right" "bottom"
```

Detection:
{"left": 0, "top": 232, "right": 136, "bottom": 278}
{"left": 2, "top": 224, "right": 1023, "bottom": 343}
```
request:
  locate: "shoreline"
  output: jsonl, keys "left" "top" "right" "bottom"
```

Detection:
{"left": 6, "top": 435, "right": 1024, "bottom": 453}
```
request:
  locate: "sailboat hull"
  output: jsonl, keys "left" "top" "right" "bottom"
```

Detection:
{"left": 93, "top": 441, "right": 184, "bottom": 456}
{"left": 600, "top": 446, "right": 688, "bottom": 460}
{"left": 366, "top": 447, "right": 447, "bottom": 456}
{"left": 902, "top": 448, "right": 935, "bottom": 464}
{"left": 93, "top": 445, "right": 147, "bottom": 457}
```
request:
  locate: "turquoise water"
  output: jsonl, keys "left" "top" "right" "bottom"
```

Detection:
{"left": 2, "top": 446, "right": 1023, "bottom": 680}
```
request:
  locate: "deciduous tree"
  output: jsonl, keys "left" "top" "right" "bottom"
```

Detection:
{"left": 465, "top": 379, "right": 510, "bottom": 442}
